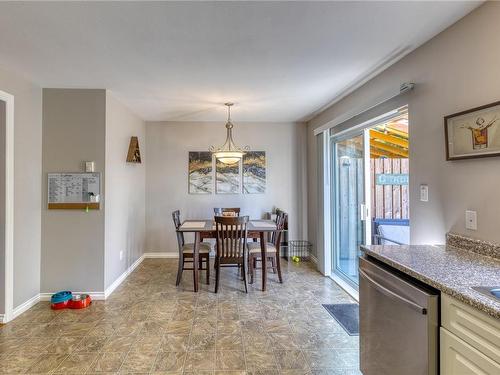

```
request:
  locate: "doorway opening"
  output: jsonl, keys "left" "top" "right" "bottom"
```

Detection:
{"left": 330, "top": 106, "right": 409, "bottom": 291}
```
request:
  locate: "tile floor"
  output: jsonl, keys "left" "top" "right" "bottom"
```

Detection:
{"left": 0, "top": 258, "right": 360, "bottom": 374}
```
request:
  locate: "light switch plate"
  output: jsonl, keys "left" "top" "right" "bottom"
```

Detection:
{"left": 465, "top": 210, "right": 477, "bottom": 230}
{"left": 119, "top": 251, "right": 123, "bottom": 261}
{"left": 85, "top": 161, "right": 95, "bottom": 173}
{"left": 420, "top": 184, "right": 429, "bottom": 202}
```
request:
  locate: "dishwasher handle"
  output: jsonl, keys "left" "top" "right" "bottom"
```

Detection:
{"left": 360, "top": 269, "right": 427, "bottom": 315}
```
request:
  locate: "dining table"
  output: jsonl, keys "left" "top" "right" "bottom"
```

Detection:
{"left": 178, "top": 219, "right": 278, "bottom": 292}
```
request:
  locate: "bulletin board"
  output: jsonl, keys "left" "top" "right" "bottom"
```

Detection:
{"left": 47, "top": 173, "right": 101, "bottom": 209}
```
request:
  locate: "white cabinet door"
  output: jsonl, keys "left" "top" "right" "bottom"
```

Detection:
{"left": 441, "top": 328, "right": 500, "bottom": 375}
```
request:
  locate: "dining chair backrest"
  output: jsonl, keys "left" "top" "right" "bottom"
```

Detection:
{"left": 271, "top": 212, "right": 287, "bottom": 248}
{"left": 172, "top": 210, "right": 185, "bottom": 248}
{"left": 214, "top": 216, "right": 249, "bottom": 260}
{"left": 214, "top": 207, "right": 241, "bottom": 217}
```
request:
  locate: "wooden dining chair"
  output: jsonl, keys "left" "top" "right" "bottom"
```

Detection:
{"left": 213, "top": 207, "right": 240, "bottom": 216}
{"left": 247, "top": 212, "right": 287, "bottom": 284}
{"left": 172, "top": 210, "right": 211, "bottom": 285}
{"left": 214, "top": 215, "right": 249, "bottom": 293}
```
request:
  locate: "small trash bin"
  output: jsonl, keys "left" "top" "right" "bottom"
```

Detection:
{"left": 285, "top": 240, "right": 311, "bottom": 261}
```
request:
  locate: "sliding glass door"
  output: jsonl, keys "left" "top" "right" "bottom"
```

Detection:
{"left": 331, "top": 131, "right": 370, "bottom": 287}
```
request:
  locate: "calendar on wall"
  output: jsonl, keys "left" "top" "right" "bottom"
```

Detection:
{"left": 47, "top": 173, "right": 100, "bottom": 209}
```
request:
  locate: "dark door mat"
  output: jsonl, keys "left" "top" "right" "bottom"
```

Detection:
{"left": 322, "top": 303, "right": 359, "bottom": 336}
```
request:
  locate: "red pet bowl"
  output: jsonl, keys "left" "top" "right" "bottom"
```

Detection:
{"left": 51, "top": 300, "right": 70, "bottom": 310}
{"left": 68, "top": 294, "right": 92, "bottom": 309}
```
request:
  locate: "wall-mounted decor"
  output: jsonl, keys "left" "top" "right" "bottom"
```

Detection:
{"left": 188, "top": 151, "right": 213, "bottom": 194}
{"left": 445, "top": 101, "right": 500, "bottom": 160}
{"left": 48, "top": 173, "right": 100, "bottom": 210}
{"left": 216, "top": 159, "right": 240, "bottom": 194}
{"left": 126, "top": 136, "right": 142, "bottom": 163}
{"left": 243, "top": 151, "right": 266, "bottom": 193}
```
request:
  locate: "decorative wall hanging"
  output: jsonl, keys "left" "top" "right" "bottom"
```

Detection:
{"left": 216, "top": 158, "right": 240, "bottom": 194}
{"left": 243, "top": 151, "right": 266, "bottom": 194}
{"left": 209, "top": 103, "right": 249, "bottom": 165}
{"left": 188, "top": 151, "right": 213, "bottom": 194}
{"left": 445, "top": 101, "right": 500, "bottom": 160}
{"left": 126, "top": 136, "right": 142, "bottom": 163}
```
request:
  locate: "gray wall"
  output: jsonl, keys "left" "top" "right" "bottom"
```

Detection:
{"left": 0, "top": 100, "right": 5, "bottom": 314}
{"left": 41, "top": 89, "right": 106, "bottom": 293}
{"left": 307, "top": 3, "right": 500, "bottom": 251}
{"left": 104, "top": 93, "right": 146, "bottom": 289}
{"left": 146, "top": 121, "right": 307, "bottom": 254}
{"left": 0, "top": 66, "right": 42, "bottom": 308}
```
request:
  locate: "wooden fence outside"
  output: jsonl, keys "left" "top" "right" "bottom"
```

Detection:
{"left": 370, "top": 158, "right": 409, "bottom": 220}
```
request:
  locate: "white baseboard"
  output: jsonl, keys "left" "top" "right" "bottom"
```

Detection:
{"left": 12, "top": 293, "right": 41, "bottom": 320}
{"left": 0, "top": 314, "right": 5, "bottom": 324}
{"left": 143, "top": 252, "right": 178, "bottom": 258}
{"left": 104, "top": 254, "right": 145, "bottom": 298}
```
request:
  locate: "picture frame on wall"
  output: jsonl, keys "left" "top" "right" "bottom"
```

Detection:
{"left": 445, "top": 101, "right": 500, "bottom": 160}
{"left": 243, "top": 151, "right": 266, "bottom": 193}
{"left": 188, "top": 151, "right": 213, "bottom": 194}
{"left": 216, "top": 159, "right": 240, "bottom": 194}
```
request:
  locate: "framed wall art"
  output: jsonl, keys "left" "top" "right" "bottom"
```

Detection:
{"left": 445, "top": 101, "right": 500, "bottom": 160}
{"left": 188, "top": 151, "right": 213, "bottom": 194}
{"left": 243, "top": 151, "right": 266, "bottom": 193}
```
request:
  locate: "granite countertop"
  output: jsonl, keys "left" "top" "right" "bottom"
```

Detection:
{"left": 360, "top": 244, "right": 500, "bottom": 319}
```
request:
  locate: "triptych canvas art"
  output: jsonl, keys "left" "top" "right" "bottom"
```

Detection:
{"left": 188, "top": 151, "right": 266, "bottom": 194}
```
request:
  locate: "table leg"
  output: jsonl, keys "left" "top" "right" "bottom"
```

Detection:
{"left": 193, "top": 232, "right": 200, "bottom": 292}
{"left": 260, "top": 231, "right": 267, "bottom": 291}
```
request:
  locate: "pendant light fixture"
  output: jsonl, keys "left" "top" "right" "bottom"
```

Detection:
{"left": 209, "top": 103, "right": 249, "bottom": 165}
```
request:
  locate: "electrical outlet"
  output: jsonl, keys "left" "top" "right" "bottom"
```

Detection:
{"left": 465, "top": 210, "right": 477, "bottom": 230}
{"left": 420, "top": 184, "right": 429, "bottom": 202}
{"left": 119, "top": 251, "right": 123, "bottom": 261}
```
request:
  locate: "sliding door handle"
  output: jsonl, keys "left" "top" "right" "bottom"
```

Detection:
{"left": 360, "top": 269, "right": 427, "bottom": 315}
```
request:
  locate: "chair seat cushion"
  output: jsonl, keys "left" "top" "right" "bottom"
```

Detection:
{"left": 248, "top": 242, "right": 277, "bottom": 254}
{"left": 182, "top": 242, "right": 211, "bottom": 253}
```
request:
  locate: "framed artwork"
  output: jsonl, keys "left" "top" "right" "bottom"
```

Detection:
{"left": 445, "top": 101, "right": 500, "bottom": 160}
{"left": 188, "top": 152, "right": 213, "bottom": 194}
{"left": 216, "top": 159, "right": 240, "bottom": 194}
{"left": 243, "top": 151, "right": 266, "bottom": 193}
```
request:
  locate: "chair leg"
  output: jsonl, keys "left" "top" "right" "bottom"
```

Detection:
{"left": 271, "top": 257, "right": 277, "bottom": 273}
{"left": 206, "top": 256, "right": 210, "bottom": 285}
{"left": 215, "top": 258, "right": 220, "bottom": 293}
{"left": 176, "top": 253, "right": 184, "bottom": 286}
{"left": 248, "top": 254, "right": 254, "bottom": 284}
{"left": 276, "top": 253, "right": 283, "bottom": 283}
{"left": 242, "top": 258, "right": 248, "bottom": 293}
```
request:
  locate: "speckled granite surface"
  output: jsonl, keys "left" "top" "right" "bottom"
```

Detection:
{"left": 446, "top": 232, "right": 500, "bottom": 259}
{"left": 360, "top": 244, "right": 500, "bottom": 319}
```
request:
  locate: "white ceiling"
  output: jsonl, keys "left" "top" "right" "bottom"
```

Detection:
{"left": 0, "top": 1, "right": 480, "bottom": 122}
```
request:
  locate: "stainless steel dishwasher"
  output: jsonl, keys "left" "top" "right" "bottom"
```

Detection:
{"left": 359, "top": 255, "right": 439, "bottom": 375}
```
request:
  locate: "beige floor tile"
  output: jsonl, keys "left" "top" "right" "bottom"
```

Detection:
{"left": 153, "top": 351, "right": 186, "bottom": 372}
{"left": 26, "top": 353, "right": 68, "bottom": 373}
{"left": 53, "top": 352, "right": 99, "bottom": 373}
{"left": 120, "top": 350, "right": 157, "bottom": 373}
{"left": 244, "top": 350, "right": 278, "bottom": 371}
{"left": 0, "top": 353, "right": 40, "bottom": 373}
{"left": 89, "top": 351, "right": 126, "bottom": 372}
{"left": 184, "top": 350, "right": 216, "bottom": 371}
{"left": 274, "top": 350, "right": 309, "bottom": 370}
{"left": 215, "top": 351, "right": 245, "bottom": 371}
{"left": 160, "top": 334, "right": 190, "bottom": 352}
